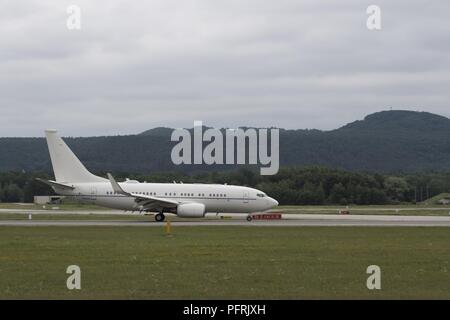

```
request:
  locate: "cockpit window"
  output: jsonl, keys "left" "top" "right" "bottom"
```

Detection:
{"left": 257, "top": 193, "right": 266, "bottom": 197}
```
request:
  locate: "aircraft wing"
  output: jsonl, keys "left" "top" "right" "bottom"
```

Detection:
{"left": 107, "top": 173, "right": 178, "bottom": 210}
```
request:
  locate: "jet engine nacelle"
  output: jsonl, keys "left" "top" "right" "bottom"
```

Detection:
{"left": 177, "top": 203, "right": 206, "bottom": 218}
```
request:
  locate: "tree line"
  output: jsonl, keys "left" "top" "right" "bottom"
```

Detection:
{"left": 1, "top": 166, "right": 449, "bottom": 205}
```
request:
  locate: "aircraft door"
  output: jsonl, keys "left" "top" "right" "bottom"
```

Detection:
{"left": 90, "top": 186, "right": 97, "bottom": 201}
{"left": 243, "top": 191, "right": 249, "bottom": 203}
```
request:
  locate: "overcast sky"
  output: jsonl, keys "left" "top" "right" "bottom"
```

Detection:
{"left": 1, "top": 0, "right": 450, "bottom": 137}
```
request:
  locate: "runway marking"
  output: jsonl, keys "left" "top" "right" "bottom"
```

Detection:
{"left": 2, "top": 209, "right": 450, "bottom": 227}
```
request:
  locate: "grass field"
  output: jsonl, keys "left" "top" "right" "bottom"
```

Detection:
{"left": 278, "top": 205, "right": 450, "bottom": 216}
{"left": 0, "top": 226, "right": 448, "bottom": 299}
{"left": 0, "top": 202, "right": 107, "bottom": 211}
{"left": 0, "top": 213, "right": 149, "bottom": 221}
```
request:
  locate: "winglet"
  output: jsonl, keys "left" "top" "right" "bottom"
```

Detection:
{"left": 107, "top": 173, "right": 129, "bottom": 195}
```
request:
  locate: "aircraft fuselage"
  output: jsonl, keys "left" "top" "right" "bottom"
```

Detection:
{"left": 56, "top": 181, "right": 277, "bottom": 213}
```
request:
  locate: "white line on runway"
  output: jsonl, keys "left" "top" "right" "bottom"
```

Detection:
{"left": 2, "top": 209, "right": 450, "bottom": 227}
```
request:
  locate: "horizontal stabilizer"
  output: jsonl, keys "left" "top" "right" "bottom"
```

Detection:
{"left": 36, "top": 178, "right": 75, "bottom": 190}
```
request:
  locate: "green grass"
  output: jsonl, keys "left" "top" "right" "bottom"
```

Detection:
{"left": 420, "top": 193, "right": 450, "bottom": 205}
{"left": 0, "top": 226, "right": 448, "bottom": 299}
{"left": 0, "top": 213, "right": 229, "bottom": 221}
{"left": 279, "top": 204, "right": 450, "bottom": 210}
{"left": 0, "top": 213, "right": 220, "bottom": 222}
{"left": 0, "top": 213, "right": 149, "bottom": 221}
{"left": 0, "top": 202, "right": 108, "bottom": 211}
{"left": 278, "top": 205, "right": 450, "bottom": 216}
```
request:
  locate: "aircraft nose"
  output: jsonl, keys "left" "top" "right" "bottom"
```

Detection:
{"left": 268, "top": 197, "right": 279, "bottom": 208}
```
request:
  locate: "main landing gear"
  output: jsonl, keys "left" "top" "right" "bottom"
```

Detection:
{"left": 246, "top": 215, "right": 253, "bottom": 222}
{"left": 155, "top": 212, "right": 166, "bottom": 222}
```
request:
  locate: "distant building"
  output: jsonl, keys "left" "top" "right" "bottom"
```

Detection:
{"left": 33, "top": 196, "right": 63, "bottom": 205}
{"left": 437, "top": 198, "right": 450, "bottom": 205}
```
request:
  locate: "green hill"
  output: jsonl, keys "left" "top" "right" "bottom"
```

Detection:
{"left": 1, "top": 110, "right": 450, "bottom": 174}
{"left": 420, "top": 193, "right": 450, "bottom": 205}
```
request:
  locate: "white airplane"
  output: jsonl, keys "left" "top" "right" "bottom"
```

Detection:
{"left": 38, "top": 130, "right": 279, "bottom": 221}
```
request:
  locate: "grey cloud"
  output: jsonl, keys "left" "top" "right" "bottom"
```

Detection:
{"left": 1, "top": 0, "right": 450, "bottom": 136}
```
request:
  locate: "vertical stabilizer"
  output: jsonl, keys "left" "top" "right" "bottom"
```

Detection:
{"left": 45, "top": 130, "right": 106, "bottom": 183}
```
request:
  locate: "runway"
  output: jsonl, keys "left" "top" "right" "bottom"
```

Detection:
{"left": 2, "top": 213, "right": 450, "bottom": 227}
{"left": 2, "top": 208, "right": 450, "bottom": 227}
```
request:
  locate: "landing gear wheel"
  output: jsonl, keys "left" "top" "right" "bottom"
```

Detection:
{"left": 246, "top": 215, "right": 253, "bottom": 222}
{"left": 155, "top": 213, "right": 166, "bottom": 222}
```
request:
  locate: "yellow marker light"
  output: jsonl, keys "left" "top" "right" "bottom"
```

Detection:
{"left": 165, "top": 219, "right": 172, "bottom": 235}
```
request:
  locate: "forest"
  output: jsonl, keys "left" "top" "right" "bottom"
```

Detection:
{"left": 1, "top": 166, "right": 449, "bottom": 205}
{"left": 2, "top": 110, "right": 450, "bottom": 174}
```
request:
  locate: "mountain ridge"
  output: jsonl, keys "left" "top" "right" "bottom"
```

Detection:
{"left": 1, "top": 110, "right": 450, "bottom": 174}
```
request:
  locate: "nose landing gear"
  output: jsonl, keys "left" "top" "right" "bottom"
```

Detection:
{"left": 246, "top": 215, "right": 253, "bottom": 222}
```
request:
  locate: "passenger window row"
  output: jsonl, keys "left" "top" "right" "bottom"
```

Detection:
{"left": 106, "top": 191, "right": 229, "bottom": 198}
{"left": 106, "top": 191, "right": 156, "bottom": 196}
